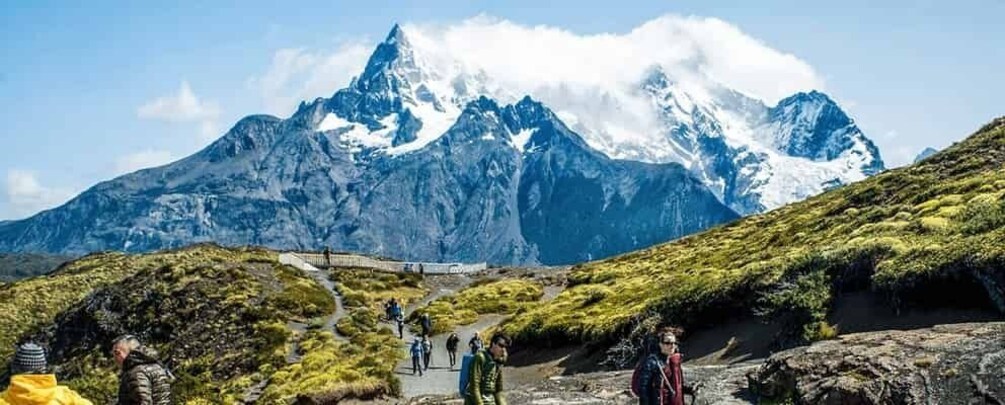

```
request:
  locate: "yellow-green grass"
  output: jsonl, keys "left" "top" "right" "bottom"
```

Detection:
{"left": 257, "top": 329, "right": 403, "bottom": 403}
{"left": 0, "top": 244, "right": 276, "bottom": 363}
{"left": 274, "top": 269, "right": 429, "bottom": 401}
{"left": 411, "top": 278, "right": 544, "bottom": 336}
{"left": 502, "top": 118, "right": 1005, "bottom": 346}
{"left": 330, "top": 268, "right": 427, "bottom": 312}
{"left": 0, "top": 244, "right": 338, "bottom": 404}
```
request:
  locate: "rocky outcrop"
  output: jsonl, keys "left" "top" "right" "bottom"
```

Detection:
{"left": 751, "top": 322, "right": 1005, "bottom": 404}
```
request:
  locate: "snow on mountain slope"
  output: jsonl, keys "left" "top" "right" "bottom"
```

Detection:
{"left": 311, "top": 24, "right": 884, "bottom": 214}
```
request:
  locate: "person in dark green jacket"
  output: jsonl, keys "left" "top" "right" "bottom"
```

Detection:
{"left": 464, "top": 333, "right": 509, "bottom": 405}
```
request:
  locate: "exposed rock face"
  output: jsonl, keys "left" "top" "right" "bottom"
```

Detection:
{"left": 751, "top": 322, "right": 1005, "bottom": 404}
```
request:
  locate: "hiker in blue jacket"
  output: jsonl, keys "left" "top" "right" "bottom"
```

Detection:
{"left": 410, "top": 338, "right": 424, "bottom": 376}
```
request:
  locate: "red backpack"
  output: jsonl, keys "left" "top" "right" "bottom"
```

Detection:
{"left": 629, "top": 356, "right": 647, "bottom": 397}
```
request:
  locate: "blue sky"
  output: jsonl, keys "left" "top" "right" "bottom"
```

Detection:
{"left": 1, "top": 0, "right": 1003, "bottom": 220}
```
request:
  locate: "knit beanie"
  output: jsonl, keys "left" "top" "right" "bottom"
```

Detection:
{"left": 11, "top": 342, "right": 47, "bottom": 374}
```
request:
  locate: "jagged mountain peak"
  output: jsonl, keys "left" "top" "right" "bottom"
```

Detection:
{"left": 778, "top": 90, "right": 833, "bottom": 105}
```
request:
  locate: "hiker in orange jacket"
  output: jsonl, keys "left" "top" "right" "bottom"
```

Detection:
{"left": 0, "top": 343, "right": 93, "bottom": 405}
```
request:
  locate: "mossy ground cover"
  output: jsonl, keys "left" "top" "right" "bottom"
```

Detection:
{"left": 257, "top": 329, "right": 403, "bottom": 403}
{"left": 255, "top": 269, "right": 429, "bottom": 402}
{"left": 410, "top": 278, "right": 544, "bottom": 336}
{"left": 330, "top": 268, "right": 426, "bottom": 312}
{"left": 502, "top": 118, "right": 1005, "bottom": 348}
{"left": 0, "top": 244, "right": 342, "bottom": 404}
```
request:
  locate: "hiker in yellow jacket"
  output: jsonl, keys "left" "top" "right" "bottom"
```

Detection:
{"left": 0, "top": 343, "right": 92, "bottom": 405}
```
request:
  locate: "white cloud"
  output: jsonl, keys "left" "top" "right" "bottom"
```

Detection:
{"left": 137, "top": 81, "right": 223, "bottom": 144}
{"left": 4, "top": 170, "right": 75, "bottom": 219}
{"left": 138, "top": 81, "right": 221, "bottom": 122}
{"left": 115, "top": 150, "right": 177, "bottom": 175}
{"left": 404, "top": 14, "right": 823, "bottom": 104}
{"left": 249, "top": 15, "right": 823, "bottom": 118}
{"left": 248, "top": 43, "right": 371, "bottom": 117}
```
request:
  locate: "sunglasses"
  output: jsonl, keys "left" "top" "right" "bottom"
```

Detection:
{"left": 660, "top": 341, "right": 677, "bottom": 345}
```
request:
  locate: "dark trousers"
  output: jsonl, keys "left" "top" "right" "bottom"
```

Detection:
{"left": 398, "top": 323, "right": 404, "bottom": 339}
{"left": 448, "top": 349, "right": 457, "bottom": 367}
{"left": 423, "top": 351, "right": 431, "bottom": 370}
{"left": 412, "top": 356, "right": 422, "bottom": 375}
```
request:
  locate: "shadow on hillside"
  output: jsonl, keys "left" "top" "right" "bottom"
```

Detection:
{"left": 506, "top": 285, "right": 1002, "bottom": 377}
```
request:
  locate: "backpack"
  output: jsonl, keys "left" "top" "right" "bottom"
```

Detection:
{"left": 458, "top": 352, "right": 476, "bottom": 396}
{"left": 630, "top": 357, "right": 645, "bottom": 397}
{"left": 630, "top": 355, "right": 677, "bottom": 400}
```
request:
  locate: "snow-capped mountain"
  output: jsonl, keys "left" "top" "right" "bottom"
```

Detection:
{"left": 564, "top": 66, "right": 885, "bottom": 214}
{"left": 303, "top": 24, "right": 884, "bottom": 215}
{"left": 0, "top": 25, "right": 737, "bottom": 264}
{"left": 0, "top": 24, "right": 882, "bottom": 262}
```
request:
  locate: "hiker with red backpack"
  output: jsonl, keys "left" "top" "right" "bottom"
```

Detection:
{"left": 632, "top": 330, "right": 684, "bottom": 405}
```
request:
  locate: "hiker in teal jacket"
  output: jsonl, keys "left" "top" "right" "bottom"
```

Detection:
{"left": 464, "top": 333, "right": 509, "bottom": 405}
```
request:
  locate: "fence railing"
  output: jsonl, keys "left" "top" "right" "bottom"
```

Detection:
{"left": 285, "top": 252, "right": 486, "bottom": 274}
{"left": 278, "top": 252, "right": 321, "bottom": 272}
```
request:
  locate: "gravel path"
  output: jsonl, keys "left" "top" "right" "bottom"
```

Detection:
{"left": 395, "top": 314, "right": 506, "bottom": 398}
{"left": 377, "top": 276, "right": 509, "bottom": 399}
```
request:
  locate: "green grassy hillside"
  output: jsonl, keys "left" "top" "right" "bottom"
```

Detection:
{"left": 410, "top": 278, "right": 544, "bottom": 336}
{"left": 502, "top": 118, "right": 1005, "bottom": 349}
{"left": 257, "top": 269, "right": 428, "bottom": 403}
{"left": 0, "top": 245, "right": 413, "bottom": 404}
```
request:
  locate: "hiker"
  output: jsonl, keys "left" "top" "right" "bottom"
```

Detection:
{"left": 422, "top": 336, "right": 433, "bottom": 371}
{"left": 419, "top": 263, "right": 425, "bottom": 276}
{"left": 637, "top": 331, "right": 684, "bottom": 405}
{"left": 323, "top": 246, "right": 332, "bottom": 267}
{"left": 396, "top": 314, "right": 405, "bottom": 339}
{"left": 112, "top": 335, "right": 173, "bottom": 405}
{"left": 0, "top": 343, "right": 93, "bottom": 405}
{"left": 462, "top": 333, "right": 509, "bottom": 405}
{"left": 420, "top": 314, "right": 433, "bottom": 338}
{"left": 468, "top": 332, "right": 483, "bottom": 354}
{"left": 390, "top": 299, "right": 402, "bottom": 321}
{"left": 381, "top": 299, "right": 393, "bottom": 321}
{"left": 409, "top": 338, "right": 424, "bottom": 376}
{"left": 446, "top": 332, "right": 461, "bottom": 369}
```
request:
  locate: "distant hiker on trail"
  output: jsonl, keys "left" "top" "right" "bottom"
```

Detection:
{"left": 462, "top": 333, "right": 509, "bottom": 405}
{"left": 390, "top": 299, "right": 402, "bottom": 321}
{"left": 323, "top": 247, "right": 332, "bottom": 267}
{"left": 636, "top": 331, "right": 684, "bottom": 405}
{"left": 422, "top": 336, "right": 433, "bottom": 371}
{"left": 419, "top": 263, "right": 425, "bottom": 276}
{"left": 112, "top": 335, "right": 173, "bottom": 405}
{"left": 446, "top": 332, "right": 461, "bottom": 369}
{"left": 384, "top": 299, "right": 392, "bottom": 321}
{"left": 0, "top": 342, "right": 93, "bottom": 405}
{"left": 396, "top": 314, "right": 405, "bottom": 339}
{"left": 410, "top": 338, "right": 424, "bottom": 376}
{"left": 420, "top": 313, "right": 433, "bottom": 337}
{"left": 469, "top": 332, "right": 484, "bottom": 354}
